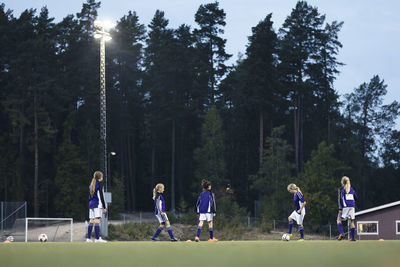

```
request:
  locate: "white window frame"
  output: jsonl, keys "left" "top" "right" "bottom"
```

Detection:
{"left": 396, "top": 220, "right": 400, "bottom": 235}
{"left": 357, "top": 221, "right": 379, "bottom": 235}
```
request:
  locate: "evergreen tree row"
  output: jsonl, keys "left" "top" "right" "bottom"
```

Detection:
{"left": 0, "top": 1, "right": 399, "bottom": 225}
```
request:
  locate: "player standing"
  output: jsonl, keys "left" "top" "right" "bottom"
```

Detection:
{"left": 337, "top": 176, "right": 358, "bottom": 241}
{"left": 87, "top": 171, "right": 107, "bottom": 242}
{"left": 151, "top": 183, "right": 179, "bottom": 241}
{"left": 287, "top": 183, "right": 306, "bottom": 241}
{"left": 195, "top": 179, "right": 217, "bottom": 242}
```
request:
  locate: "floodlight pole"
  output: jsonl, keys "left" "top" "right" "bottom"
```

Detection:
{"left": 99, "top": 33, "right": 108, "bottom": 192}
{"left": 95, "top": 21, "right": 113, "bottom": 237}
{"left": 95, "top": 24, "right": 108, "bottom": 192}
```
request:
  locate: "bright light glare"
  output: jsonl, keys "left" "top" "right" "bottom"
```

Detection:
{"left": 104, "top": 35, "right": 112, "bottom": 41}
{"left": 94, "top": 33, "right": 102, "bottom": 39}
{"left": 94, "top": 19, "right": 116, "bottom": 29}
{"left": 110, "top": 152, "right": 116, "bottom": 156}
{"left": 103, "top": 20, "right": 116, "bottom": 29}
{"left": 94, "top": 20, "right": 102, "bottom": 27}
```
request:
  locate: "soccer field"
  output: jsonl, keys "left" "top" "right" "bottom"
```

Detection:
{"left": 1, "top": 240, "right": 399, "bottom": 267}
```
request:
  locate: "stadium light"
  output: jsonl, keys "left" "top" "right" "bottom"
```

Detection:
{"left": 94, "top": 20, "right": 115, "bottom": 238}
{"left": 94, "top": 20, "right": 114, "bottom": 195}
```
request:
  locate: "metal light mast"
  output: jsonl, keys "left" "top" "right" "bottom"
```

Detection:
{"left": 94, "top": 20, "right": 113, "bottom": 191}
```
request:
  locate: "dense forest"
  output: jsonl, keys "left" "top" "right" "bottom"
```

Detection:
{"left": 0, "top": 0, "right": 399, "bottom": 226}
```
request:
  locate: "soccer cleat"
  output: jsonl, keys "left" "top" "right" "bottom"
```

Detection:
{"left": 337, "top": 234, "right": 344, "bottom": 241}
{"left": 86, "top": 238, "right": 93, "bottom": 242}
{"left": 288, "top": 234, "right": 293, "bottom": 238}
{"left": 208, "top": 237, "right": 218, "bottom": 242}
{"left": 349, "top": 238, "right": 356, "bottom": 242}
{"left": 195, "top": 236, "right": 200, "bottom": 242}
{"left": 151, "top": 237, "right": 160, "bottom": 241}
{"left": 297, "top": 238, "right": 305, "bottom": 242}
{"left": 95, "top": 237, "right": 107, "bottom": 243}
{"left": 171, "top": 237, "right": 180, "bottom": 242}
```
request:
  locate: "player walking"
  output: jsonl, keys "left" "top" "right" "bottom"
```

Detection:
{"left": 87, "top": 171, "right": 107, "bottom": 243}
{"left": 195, "top": 179, "right": 217, "bottom": 242}
{"left": 337, "top": 176, "right": 358, "bottom": 241}
{"left": 151, "top": 183, "right": 179, "bottom": 241}
{"left": 287, "top": 183, "right": 306, "bottom": 241}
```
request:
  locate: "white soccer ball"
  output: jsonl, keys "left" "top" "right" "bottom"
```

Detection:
{"left": 282, "top": 233, "right": 290, "bottom": 241}
{"left": 6, "top": 236, "right": 14, "bottom": 242}
{"left": 38, "top": 233, "right": 48, "bottom": 242}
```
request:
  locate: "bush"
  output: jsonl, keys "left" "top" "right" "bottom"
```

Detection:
{"left": 212, "top": 194, "right": 249, "bottom": 240}
{"left": 108, "top": 222, "right": 154, "bottom": 241}
{"left": 258, "top": 218, "right": 272, "bottom": 233}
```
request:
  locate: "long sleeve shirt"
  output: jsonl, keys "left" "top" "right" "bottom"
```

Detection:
{"left": 196, "top": 190, "right": 216, "bottom": 214}
{"left": 89, "top": 181, "right": 106, "bottom": 209}
{"left": 154, "top": 193, "right": 166, "bottom": 215}
{"left": 338, "top": 186, "right": 357, "bottom": 208}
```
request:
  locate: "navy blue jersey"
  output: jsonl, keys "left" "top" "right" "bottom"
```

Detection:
{"left": 89, "top": 181, "right": 106, "bottom": 209}
{"left": 154, "top": 193, "right": 166, "bottom": 215}
{"left": 196, "top": 190, "right": 216, "bottom": 214}
{"left": 338, "top": 187, "right": 357, "bottom": 208}
{"left": 294, "top": 192, "right": 306, "bottom": 213}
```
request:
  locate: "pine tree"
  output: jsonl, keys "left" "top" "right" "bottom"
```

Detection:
{"left": 299, "top": 142, "right": 348, "bottom": 229}
{"left": 241, "top": 13, "right": 280, "bottom": 172}
{"left": 194, "top": 1, "right": 231, "bottom": 105}
{"left": 194, "top": 105, "right": 226, "bottom": 186}
{"left": 344, "top": 75, "right": 400, "bottom": 206}
{"left": 250, "top": 126, "right": 294, "bottom": 220}
{"left": 279, "top": 1, "right": 342, "bottom": 175}
{"left": 54, "top": 118, "right": 90, "bottom": 219}
{"left": 108, "top": 10, "right": 146, "bottom": 211}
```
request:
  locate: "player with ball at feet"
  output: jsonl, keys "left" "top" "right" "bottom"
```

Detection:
{"left": 286, "top": 183, "right": 306, "bottom": 241}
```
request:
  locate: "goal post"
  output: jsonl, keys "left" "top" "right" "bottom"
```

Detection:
{"left": 25, "top": 217, "right": 73, "bottom": 242}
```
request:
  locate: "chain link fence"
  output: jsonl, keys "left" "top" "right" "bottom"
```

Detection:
{"left": 111, "top": 212, "right": 347, "bottom": 240}
{"left": 1, "top": 202, "right": 27, "bottom": 242}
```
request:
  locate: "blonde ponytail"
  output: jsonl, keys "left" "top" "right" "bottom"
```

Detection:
{"left": 152, "top": 183, "right": 164, "bottom": 200}
{"left": 341, "top": 176, "right": 351, "bottom": 194}
{"left": 287, "top": 183, "right": 302, "bottom": 194}
{"left": 90, "top": 171, "right": 103, "bottom": 197}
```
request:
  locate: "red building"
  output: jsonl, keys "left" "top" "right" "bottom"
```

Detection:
{"left": 355, "top": 200, "right": 400, "bottom": 240}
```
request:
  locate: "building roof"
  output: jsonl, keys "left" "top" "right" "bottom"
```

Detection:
{"left": 355, "top": 200, "right": 400, "bottom": 216}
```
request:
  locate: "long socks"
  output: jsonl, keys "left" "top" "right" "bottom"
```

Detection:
{"left": 299, "top": 226, "right": 304, "bottom": 239}
{"left": 337, "top": 222, "right": 344, "bottom": 234}
{"left": 94, "top": 223, "right": 100, "bottom": 239}
{"left": 350, "top": 227, "right": 355, "bottom": 240}
{"left": 209, "top": 228, "right": 213, "bottom": 239}
{"left": 87, "top": 223, "right": 93, "bottom": 239}
{"left": 152, "top": 227, "right": 163, "bottom": 239}
{"left": 196, "top": 226, "right": 202, "bottom": 238}
{"left": 288, "top": 221, "right": 293, "bottom": 234}
{"left": 167, "top": 227, "right": 175, "bottom": 239}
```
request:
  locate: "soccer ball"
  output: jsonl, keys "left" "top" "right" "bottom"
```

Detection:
{"left": 38, "top": 233, "right": 48, "bottom": 242}
{"left": 282, "top": 233, "right": 290, "bottom": 241}
{"left": 6, "top": 236, "right": 14, "bottom": 242}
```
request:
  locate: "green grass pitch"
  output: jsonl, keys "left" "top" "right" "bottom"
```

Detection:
{"left": 1, "top": 240, "right": 400, "bottom": 267}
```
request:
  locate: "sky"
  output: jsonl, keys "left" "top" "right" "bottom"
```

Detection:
{"left": 2, "top": 0, "right": 400, "bottom": 112}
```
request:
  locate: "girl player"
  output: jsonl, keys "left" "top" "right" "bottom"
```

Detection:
{"left": 87, "top": 171, "right": 107, "bottom": 242}
{"left": 337, "top": 176, "right": 358, "bottom": 241}
{"left": 287, "top": 183, "right": 306, "bottom": 241}
{"left": 195, "top": 179, "right": 217, "bottom": 242}
{"left": 151, "top": 183, "right": 179, "bottom": 241}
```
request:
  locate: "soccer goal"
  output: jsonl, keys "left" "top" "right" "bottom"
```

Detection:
{"left": 25, "top": 217, "right": 73, "bottom": 242}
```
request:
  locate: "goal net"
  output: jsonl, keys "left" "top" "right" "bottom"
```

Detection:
{"left": 25, "top": 217, "right": 73, "bottom": 242}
